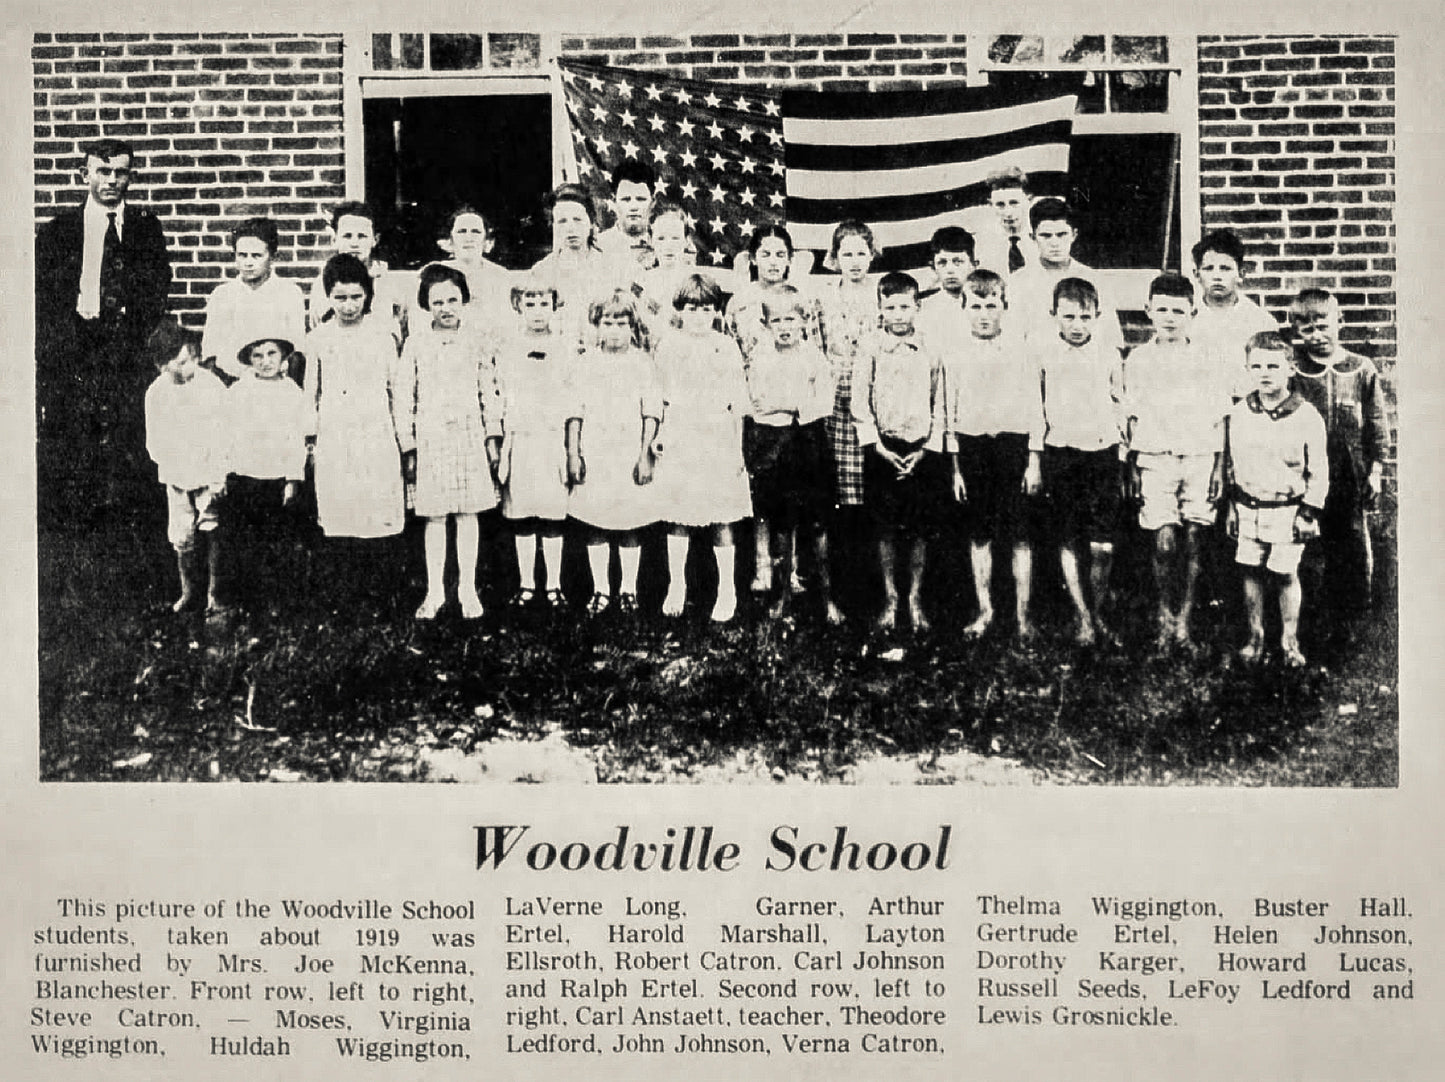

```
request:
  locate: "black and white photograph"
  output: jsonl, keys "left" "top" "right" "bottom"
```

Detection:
{"left": 33, "top": 27, "right": 1399, "bottom": 785}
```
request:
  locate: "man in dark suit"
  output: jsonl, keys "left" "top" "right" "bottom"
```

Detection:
{"left": 35, "top": 138, "right": 171, "bottom": 529}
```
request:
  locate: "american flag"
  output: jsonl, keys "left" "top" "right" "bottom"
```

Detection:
{"left": 783, "top": 82, "right": 1077, "bottom": 271}
{"left": 559, "top": 60, "right": 785, "bottom": 266}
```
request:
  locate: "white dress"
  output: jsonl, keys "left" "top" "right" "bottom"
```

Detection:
{"left": 494, "top": 334, "right": 576, "bottom": 522}
{"left": 304, "top": 316, "right": 410, "bottom": 538}
{"left": 567, "top": 346, "right": 661, "bottom": 532}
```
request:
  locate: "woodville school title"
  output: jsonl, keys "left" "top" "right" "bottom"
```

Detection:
{"left": 475, "top": 826, "right": 952, "bottom": 873}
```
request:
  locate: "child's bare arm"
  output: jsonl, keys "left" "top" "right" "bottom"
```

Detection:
{"left": 565, "top": 417, "right": 585, "bottom": 485}
{"left": 1023, "top": 450, "right": 1042, "bottom": 496}
{"left": 950, "top": 449, "right": 966, "bottom": 503}
{"left": 634, "top": 416, "right": 659, "bottom": 485}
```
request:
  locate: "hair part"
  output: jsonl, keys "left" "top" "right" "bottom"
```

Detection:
{"left": 1247, "top": 329, "right": 1293, "bottom": 356}
{"left": 610, "top": 160, "right": 658, "bottom": 193}
{"left": 986, "top": 165, "right": 1029, "bottom": 194}
{"left": 826, "top": 219, "right": 878, "bottom": 269}
{"left": 330, "top": 200, "right": 376, "bottom": 233}
{"left": 877, "top": 271, "right": 919, "bottom": 302}
{"left": 1289, "top": 287, "right": 1337, "bottom": 323}
{"left": 417, "top": 262, "right": 470, "bottom": 309}
{"left": 83, "top": 138, "right": 136, "bottom": 164}
{"left": 965, "top": 268, "right": 1007, "bottom": 301}
{"left": 1053, "top": 276, "right": 1099, "bottom": 314}
{"left": 231, "top": 216, "right": 280, "bottom": 255}
{"left": 1191, "top": 228, "right": 1247, "bottom": 270}
{"left": 672, "top": 272, "right": 726, "bottom": 312}
{"left": 510, "top": 276, "right": 562, "bottom": 312}
{"left": 930, "top": 226, "right": 975, "bottom": 260}
{"left": 321, "top": 253, "right": 375, "bottom": 312}
{"left": 1148, "top": 272, "right": 1195, "bottom": 305}
{"left": 589, "top": 289, "right": 645, "bottom": 347}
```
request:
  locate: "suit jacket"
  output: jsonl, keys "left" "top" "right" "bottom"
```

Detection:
{"left": 35, "top": 203, "right": 171, "bottom": 366}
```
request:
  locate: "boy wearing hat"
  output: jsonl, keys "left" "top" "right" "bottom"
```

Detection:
{"left": 221, "top": 334, "right": 312, "bottom": 610}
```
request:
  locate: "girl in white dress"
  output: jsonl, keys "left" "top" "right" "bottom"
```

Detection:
{"left": 491, "top": 279, "right": 575, "bottom": 608}
{"left": 567, "top": 290, "right": 662, "bottom": 613}
{"left": 403, "top": 264, "right": 500, "bottom": 620}
{"left": 652, "top": 274, "right": 753, "bottom": 622}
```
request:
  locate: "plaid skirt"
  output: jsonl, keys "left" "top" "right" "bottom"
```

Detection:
{"left": 827, "top": 364, "right": 865, "bottom": 507}
{"left": 411, "top": 414, "right": 498, "bottom": 518}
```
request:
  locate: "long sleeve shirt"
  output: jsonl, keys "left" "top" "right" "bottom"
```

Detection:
{"left": 1193, "top": 293, "right": 1279, "bottom": 401}
{"left": 144, "top": 369, "right": 230, "bottom": 490}
{"left": 1226, "top": 391, "right": 1329, "bottom": 511}
{"left": 851, "top": 332, "right": 947, "bottom": 451}
{"left": 1123, "top": 338, "right": 1229, "bottom": 457}
{"left": 1289, "top": 350, "right": 1390, "bottom": 488}
{"left": 1009, "top": 259, "right": 1125, "bottom": 355}
{"left": 201, "top": 274, "right": 308, "bottom": 379}
{"left": 1035, "top": 333, "right": 1126, "bottom": 452}
{"left": 943, "top": 330, "right": 1045, "bottom": 447}
{"left": 745, "top": 339, "right": 832, "bottom": 426}
{"left": 226, "top": 375, "right": 310, "bottom": 481}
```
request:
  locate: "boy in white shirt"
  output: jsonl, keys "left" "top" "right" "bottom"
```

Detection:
{"left": 202, "top": 217, "right": 307, "bottom": 383}
{"left": 143, "top": 319, "right": 229, "bottom": 613}
{"left": 1124, "top": 274, "right": 1231, "bottom": 652}
{"left": 1190, "top": 229, "right": 1279, "bottom": 401}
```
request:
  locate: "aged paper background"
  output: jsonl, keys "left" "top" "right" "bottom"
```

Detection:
{"left": 3, "top": 2, "right": 1442, "bottom": 1080}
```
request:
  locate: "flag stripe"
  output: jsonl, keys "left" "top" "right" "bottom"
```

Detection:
{"left": 789, "top": 211, "right": 980, "bottom": 256}
{"left": 783, "top": 96, "right": 1076, "bottom": 147}
{"left": 786, "top": 143, "right": 1069, "bottom": 202}
{"left": 785, "top": 119, "right": 1072, "bottom": 172}
{"left": 782, "top": 81, "right": 1081, "bottom": 122}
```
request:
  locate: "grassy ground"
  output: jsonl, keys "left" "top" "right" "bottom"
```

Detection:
{"left": 37, "top": 517, "right": 1398, "bottom": 785}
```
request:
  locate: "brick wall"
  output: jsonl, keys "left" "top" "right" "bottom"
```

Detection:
{"left": 556, "top": 32, "right": 969, "bottom": 92}
{"left": 1197, "top": 34, "right": 1397, "bottom": 492}
{"left": 32, "top": 31, "right": 345, "bottom": 327}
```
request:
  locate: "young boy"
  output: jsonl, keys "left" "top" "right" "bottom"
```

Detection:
{"left": 222, "top": 335, "right": 312, "bottom": 611}
{"left": 916, "top": 226, "right": 975, "bottom": 347}
{"left": 202, "top": 218, "right": 307, "bottom": 383}
{"left": 1224, "top": 332, "right": 1329, "bottom": 665}
{"left": 852, "top": 273, "right": 948, "bottom": 632}
{"left": 743, "top": 285, "right": 840, "bottom": 622}
{"left": 1124, "top": 273, "right": 1230, "bottom": 651}
{"left": 1036, "top": 278, "right": 1127, "bottom": 645}
{"left": 595, "top": 160, "right": 658, "bottom": 268}
{"left": 307, "top": 201, "right": 410, "bottom": 336}
{"left": 143, "top": 319, "right": 229, "bottom": 612}
{"left": 1287, "top": 288, "right": 1389, "bottom": 637}
{"left": 945, "top": 270, "right": 1044, "bottom": 639}
{"left": 1190, "top": 229, "right": 1279, "bottom": 401}
{"left": 1008, "top": 198, "right": 1123, "bottom": 354}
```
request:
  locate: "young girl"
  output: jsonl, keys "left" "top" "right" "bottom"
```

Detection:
{"left": 490, "top": 278, "right": 575, "bottom": 608}
{"left": 567, "top": 290, "right": 662, "bottom": 613}
{"left": 744, "top": 285, "right": 841, "bottom": 623}
{"left": 403, "top": 263, "right": 500, "bottom": 620}
{"left": 816, "top": 220, "right": 880, "bottom": 519}
{"left": 530, "top": 184, "right": 635, "bottom": 350}
{"left": 637, "top": 200, "right": 696, "bottom": 326}
{"left": 653, "top": 274, "right": 753, "bottom": 622}
{"left": 435, "top": 205, "right": 512, "bottom": 327}
{"left": 305, "top": 255, "right": 410, "bottom": 543}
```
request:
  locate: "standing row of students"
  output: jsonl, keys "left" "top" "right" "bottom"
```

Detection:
{"left": 142, "top": 171, "right": 1389, "bottom": 665}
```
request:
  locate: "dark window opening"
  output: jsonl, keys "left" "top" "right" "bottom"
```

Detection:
{"left": 363, "top": 94, "right": 554, "bottom": 270}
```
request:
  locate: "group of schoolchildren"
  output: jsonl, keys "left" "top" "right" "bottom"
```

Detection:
{"left": 143, "top": 162, "right": 1389, "bottom": 667}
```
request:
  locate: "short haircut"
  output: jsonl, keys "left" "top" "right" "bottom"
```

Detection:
{"left": 827, "top": 219, "right": 878, "bottom": 266}
{"left": 672, "top": 272, "right": 726, "bottom": 312}
{"left": 749, "top": 223, "right": 794, "bottom": 258}
{"left": 1289, "top": 287, "right": 1336, "bottom": 323}
{"left": 589, "top": 289, "right": 644, "bottom": 346}
{"left": 417, "top": 262, "right": 470, "bottom": 309}
{"left": 549, "top": 183, "right": 596, "bottom": 223}
{"left": 510, "top": 275, "right": 561, "bottom": 312}
{"left": 231, "top": 217, "right": 280, "bottom": 254}
{"left": 1029, "top": 197, "right": 1075, "bottom": 233}
{"left": 649, "top": 198, "right": 692, "bottom": 236}
{"left": 1247, "top": 330, "right": 1292, "bottom": 356}
{"left": 986, "top": 165, "right": 1029, "bottom": 194}
{"left": 1148, "top": 272, "right": 1195, "bottom": 305}
{"left": 1053, "top": 277, "right": 1099, "bottom": 313}
{"left": 964, "top": 268, "right": 1006, "bottom": 301}
{"left": 83, "top": 138, "right": 136, "bottom": 163}
{"left": 238, "top": 336, "right": 295, "bottom": 366}
{"left": 330, "top": 200, "right": 376, "bottom": 232}
{"left": 930, "top": 226, "right": 975, "bottom": 260}
{"left": 321, "top": 253, "right": 374, "bottom": 312}
{"left": 1191, "top": 229, "right": 1247, "bottom": 270}
{"left": 142, "top": 317, "right": 201, "bottom": 369}
{"left": 877, "top": 271, "right": 919, "bottom": 302}
{"left": 761, "top": 283, "right": 808, "bottom": 323}
{"left": 610, "top": 160, "right": 657, "bottom": 193}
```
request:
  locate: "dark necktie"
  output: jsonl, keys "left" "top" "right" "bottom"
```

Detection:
{"left": 100, "top": 211, "right": 123, "bottom": 318}
{"left": 1007, "top": 235, "right": 1025, "bottom": 273}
